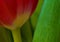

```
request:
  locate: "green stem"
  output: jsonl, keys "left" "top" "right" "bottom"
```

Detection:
{"left": 11, "top": 28, "right": 22, "bottom": 42}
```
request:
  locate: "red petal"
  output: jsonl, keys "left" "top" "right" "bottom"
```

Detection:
{"left": 24, "top": 0, "right": 32, "bottom": 12}
{"left": 0, "top": 0, "right": 38, "bottom": 28}
{"left": 31, "top": 0, "right": 38, "bottom": 15}
{"left": 17, "top": 0, "right": 23, "bottom": 15}
{"left": 4, "top": 0, "right": 17, "bottom": 16}
{"left": 0, "top": 0, "right": 17, "bottom": 25}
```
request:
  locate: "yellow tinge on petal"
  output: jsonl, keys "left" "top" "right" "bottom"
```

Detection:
{"left": 1, "top": 12, "right": 30, "bottom": 30}
{"left": 12, "top": 12, "right": 30, "bottom": 30}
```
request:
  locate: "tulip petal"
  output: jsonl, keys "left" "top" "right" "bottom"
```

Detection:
{"left": 0, "top": 0, "right": 16, "bottom": 25}
{"left": 4, "top": 0, "right": 17, "bottom": 15}
{"left": 31, "top": 0, "right": 38, "bottom": 15}
{"left": 0, "top": 0, "right": 38, "bottom": 30}
{"left": 12, "top": 0, "right": 33, "bottom": 29}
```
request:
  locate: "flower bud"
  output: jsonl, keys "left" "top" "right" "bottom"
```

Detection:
{"left": 0, "top": 0, "right": 38, "bottom": 30}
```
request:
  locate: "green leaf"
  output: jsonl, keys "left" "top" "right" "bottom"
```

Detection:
{"left": 0, "top": 26, "right": 13, "bottom": 42}
{"left": 21, "top": 20, "right": 32, "bottom": 42}
{"left": 33, "top": 0, "right": 60, "bottom": 42}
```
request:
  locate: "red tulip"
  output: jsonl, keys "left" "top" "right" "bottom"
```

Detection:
{"left": 0, "top": 0, "right": 38, "bottom": 30}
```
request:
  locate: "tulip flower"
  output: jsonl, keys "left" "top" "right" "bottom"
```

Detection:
{"left": 0, "top": 0, "right": 38, "bottom": 42}
{"left": 0, "top": 0, "right": 38, "bottom": 30}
